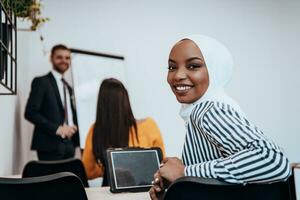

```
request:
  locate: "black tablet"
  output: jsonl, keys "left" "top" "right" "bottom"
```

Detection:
{"left": 106, "top": 147, "right": 162, "bottom": 193}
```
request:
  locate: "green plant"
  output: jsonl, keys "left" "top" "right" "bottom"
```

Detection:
{"left": 2, "top": 0, "right": 49, "bottom": 31}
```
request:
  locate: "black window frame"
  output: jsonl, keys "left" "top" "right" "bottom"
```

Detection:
{"left": 0, "top": 0, "right": 17, "bottom": 95}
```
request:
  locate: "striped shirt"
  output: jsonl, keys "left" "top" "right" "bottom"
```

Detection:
{"left": 182, "top": 101, "right": 291, "bottom": 184}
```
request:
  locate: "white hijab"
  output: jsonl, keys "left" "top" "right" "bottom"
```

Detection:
{"left": 176, "top": 35, "right": 244, "bottom": 122}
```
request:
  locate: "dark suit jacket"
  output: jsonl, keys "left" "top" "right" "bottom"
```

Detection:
{"left": 25, "top": 72, "right": 79, "bottom": 152}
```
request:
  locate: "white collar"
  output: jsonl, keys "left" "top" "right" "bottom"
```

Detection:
{"left": 51, "top": 69, "right": 64, "bottom": 82}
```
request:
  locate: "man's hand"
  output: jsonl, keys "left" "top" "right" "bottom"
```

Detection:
{"left": 56, "top": 124, "right": 77, "bottom": 139}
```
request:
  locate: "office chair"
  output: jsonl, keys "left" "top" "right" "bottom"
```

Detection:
{"left": 0, "top": 172, "right": 88, "bottom": 200}
{"left": 22, "top": 158, "right": 89, "bottom": 187}
{"left": 163, "top": 175, "right": 296, "bottom": 200}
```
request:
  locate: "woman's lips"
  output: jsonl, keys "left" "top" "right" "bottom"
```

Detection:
{"left": 173, "top": 85, "right": 193, "bottom": 95}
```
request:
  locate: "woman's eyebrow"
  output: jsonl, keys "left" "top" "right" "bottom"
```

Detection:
{"left": 168, "top": 57, "right": 203, "bottom": 63}
{"left": 186, "top": 57, "right": 204, "bottom": 62}
{"left": 168, "top": 59, "right": 176, "bottom": 63}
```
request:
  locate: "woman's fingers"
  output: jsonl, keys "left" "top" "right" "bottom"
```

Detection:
{"left": 154, "top": 184, "right": 161, "bottom": 192}
{"left": 158, "top": 157, "right": 185, "bottom": 183}
{"left": 153, "top": 171, "right": 164, "bottom": 189}
{"left": 149, "top": 187, "right": 159, "bottom": 200}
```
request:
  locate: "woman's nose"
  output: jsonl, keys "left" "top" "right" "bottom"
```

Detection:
{"left": 174, "top": 67, "right": 187, "bottom": 81}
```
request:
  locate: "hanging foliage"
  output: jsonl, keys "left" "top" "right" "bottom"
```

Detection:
{"left": 2, "top": 0, "right": 49, "bottom": 31}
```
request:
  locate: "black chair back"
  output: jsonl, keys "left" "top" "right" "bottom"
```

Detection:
{"left": 22, "top": 158, "right": 89, "bottom": 187}
{"left": 0, "top": 172, "right": 88, "bottom": 200}
{"left": 164, "top": 176, "right": 296, "bottom": 200}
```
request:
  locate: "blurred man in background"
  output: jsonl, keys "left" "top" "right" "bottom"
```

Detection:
{"left": 25, "top": 44, "right": 79, "bottom": 160}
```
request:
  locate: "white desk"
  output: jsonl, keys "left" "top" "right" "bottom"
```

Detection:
{"left": 85, "top": 187, "right": 150, "bottom": 200}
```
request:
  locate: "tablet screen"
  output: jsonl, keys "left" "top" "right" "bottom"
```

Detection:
{"left": 110, "top": 150, "right": 160, "bottom": 189}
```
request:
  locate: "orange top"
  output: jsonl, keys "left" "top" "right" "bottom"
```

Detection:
{"left": 82, "top": 117, "right": 166, "bottom": 179}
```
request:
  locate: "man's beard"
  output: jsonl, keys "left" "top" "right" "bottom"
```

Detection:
{"left": 53, "top": 63, "right": 69, "bottom": 74}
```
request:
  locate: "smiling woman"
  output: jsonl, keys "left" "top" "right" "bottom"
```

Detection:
{"left": 167, "top": 39, "right": 209, "bottom": 104}
{"left": 149, "top": 35, "right": 291, "bottom": 200}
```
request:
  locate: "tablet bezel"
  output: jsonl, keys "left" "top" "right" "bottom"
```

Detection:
{"left": 106, "top": 147, "right": 162, "bottom": 193}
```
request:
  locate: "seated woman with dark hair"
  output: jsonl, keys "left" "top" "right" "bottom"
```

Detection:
{"left": 82, "top": 78, "right": 165, "bottom": 185}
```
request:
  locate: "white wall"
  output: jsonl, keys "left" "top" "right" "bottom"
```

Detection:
{"left": 4, "top": 0, "right": 299, "bottom": 174}
{"left": 0, "top": 97, "right": 16, "bottom": 175}
{"left": 0, "top": 29, "right": 37, "bottom": 175}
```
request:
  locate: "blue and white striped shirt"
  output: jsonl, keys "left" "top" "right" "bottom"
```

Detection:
{"left": 182, "top": 101, "right": 291, "bottom": 184}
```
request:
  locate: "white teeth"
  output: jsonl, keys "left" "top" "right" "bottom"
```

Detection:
{"left": 175, "top": 86, "right": 192, "bottom": 91}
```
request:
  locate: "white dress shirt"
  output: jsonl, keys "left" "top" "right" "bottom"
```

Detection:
{"left": 51, "top": 70, "right": 74, "bottom": 126}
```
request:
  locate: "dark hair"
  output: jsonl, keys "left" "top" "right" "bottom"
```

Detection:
{"left": 51, "top": 44, "right": 70, "bottom": 56}
{"left": 92, "top": 78, "right": 138, "bottom": 163}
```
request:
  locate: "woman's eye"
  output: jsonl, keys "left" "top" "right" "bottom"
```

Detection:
{"left": 188, "top": 64, "right": 201, "bottom": 69}
{"left": 168, "top": 66, "right": 176, "bottom": 71}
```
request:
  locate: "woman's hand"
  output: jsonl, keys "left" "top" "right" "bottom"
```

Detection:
{"left": 149, "top": 157, "right": 185, "bottom": 200}
{"left": 159, "top": 157, "right": 185, "bottom": 183}
{"left": 149, "top": 171, "right": 165, "bottom": 200}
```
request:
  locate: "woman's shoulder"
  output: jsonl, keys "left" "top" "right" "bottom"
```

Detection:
{"left": 191, "top": 101, "right": 246, "bottom": 123}
{"left": 136, "top": 117, "right": 157, "bottom": 131}
{"left": 135, "top": 117, "right": 161, "bottom": 140}
{"left": 198, "top": 101, "right": 247, "bottom": 127}
{"left": 192, "top": 101, "right": 240, "bottom": 115}
{"left": 210, "top": 101, "right": 245, "bottom": 118}
{"left": 86, "top": 123, "right": 96, "bottom": 137}
{"left": 190, "top": 101, "right": 214, "bottom": 120}
{"left": 136, "top": 117, "right": 155, "bottom": 125}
